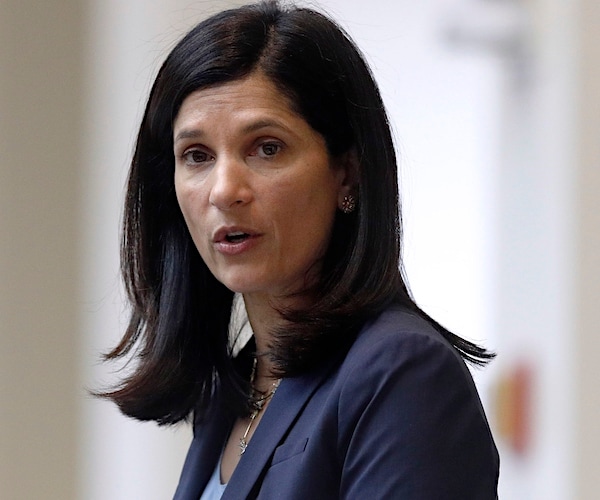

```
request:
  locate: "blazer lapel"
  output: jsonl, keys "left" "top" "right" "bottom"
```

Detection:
{"left": 222, "top": 362, "right": 332, "bottom": 499}
{"left": 173, "top": 399, "right": 233, "bottom": 500}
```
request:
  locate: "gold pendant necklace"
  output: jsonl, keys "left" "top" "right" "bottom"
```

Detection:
{"left": 239, "top": 359, "right": 281, "bottom": 456}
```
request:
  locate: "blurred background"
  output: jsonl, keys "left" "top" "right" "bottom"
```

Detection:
{"left": 1, "top": 0, "right": 598, "bottom": 498}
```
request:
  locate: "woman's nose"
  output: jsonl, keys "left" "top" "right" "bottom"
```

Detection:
{"left": 208, "top": 156, "right": 252, "bottom": 210}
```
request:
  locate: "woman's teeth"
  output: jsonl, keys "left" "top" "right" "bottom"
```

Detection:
{"left": 226, "top": 232, "right": 248, "bottom": 243}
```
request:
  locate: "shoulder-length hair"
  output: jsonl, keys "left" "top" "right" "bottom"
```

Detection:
{"left": 101, "top": 0, "right": 493, "bottom": 425}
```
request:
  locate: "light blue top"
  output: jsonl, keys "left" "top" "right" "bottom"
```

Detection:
{"left": 199, "top": 456, "right": 227, "bottom": 500}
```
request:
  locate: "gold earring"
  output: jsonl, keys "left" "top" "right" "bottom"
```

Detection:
{"left": 340, "top": 194, "right": 356, "bottom": 214}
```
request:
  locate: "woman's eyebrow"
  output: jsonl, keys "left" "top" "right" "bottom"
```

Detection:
{"left": 240, "top": 118, "right": 288, "bottom": 134}
{"left": 174, "top": 118, "right": 291, "bottom": 144}
{"left": 174, "top": 128, "right": 204, "bottom": 144}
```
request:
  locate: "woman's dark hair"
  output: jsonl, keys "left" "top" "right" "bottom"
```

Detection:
{"left": 100, "top": 0, "right": 494, "bottom": 425}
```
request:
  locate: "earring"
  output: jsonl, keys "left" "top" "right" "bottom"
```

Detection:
{"left": 340, "top": 194, "right": 356, "bottom": 214}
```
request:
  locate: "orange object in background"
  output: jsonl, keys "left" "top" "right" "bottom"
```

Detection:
{"left": 494, "top": 362, "right": 533, "bottom": 456}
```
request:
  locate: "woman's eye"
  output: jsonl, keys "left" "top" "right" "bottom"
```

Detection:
{"left": 182, "top": 149, "right": 211, "bottom": 165}
{"left": 257, "top": 142, "right": 281, "bottom": 158}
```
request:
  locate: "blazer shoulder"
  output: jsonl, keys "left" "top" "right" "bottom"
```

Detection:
{"left": 333, "top": 307, "right": 499, "bottom": 497}
{"left": 335, "top": 306, "right": 491, "bottom": 432}
{"left": 345, "top": 306, "right": 467, "bottom": 372}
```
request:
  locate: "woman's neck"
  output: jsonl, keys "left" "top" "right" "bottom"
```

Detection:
{"left": 242, "top": 293, "right": 279, "bottom": 361}
{"left": 242, "top": 291, "right": 314, "bottom": 380}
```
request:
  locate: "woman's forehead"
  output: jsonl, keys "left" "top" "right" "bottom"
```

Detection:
{"left": 173, "top": 73, "right": 303, "bottom": 139}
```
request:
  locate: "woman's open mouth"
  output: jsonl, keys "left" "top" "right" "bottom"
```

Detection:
{"left": 225, "top": 231, "right": 250, "bottom": 243}
{"left": 214, "top": 227, "right": 261, "bottom": 255}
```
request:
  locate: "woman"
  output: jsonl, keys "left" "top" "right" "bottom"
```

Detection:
{"left": 101, "top": 1, "right": 499, "bottom": 498}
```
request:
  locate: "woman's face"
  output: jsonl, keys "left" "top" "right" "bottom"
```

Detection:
{"left": 173, "top": 72, "right": 351, "bottom": 301}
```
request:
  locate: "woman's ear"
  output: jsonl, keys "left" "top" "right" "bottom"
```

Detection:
{"left": 337, "top": 148, "right": 359, "bottom": 213}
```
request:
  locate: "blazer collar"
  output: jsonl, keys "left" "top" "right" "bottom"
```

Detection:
{"left": 222, "top": 360, "right": 333, "bottom": 499}
{"left": 174, "top": 392, "right": 234, "bottom": 500}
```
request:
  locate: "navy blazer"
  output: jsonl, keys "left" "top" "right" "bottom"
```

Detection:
{"left": 174, "top": 307, "right": 499, "bottom": 499}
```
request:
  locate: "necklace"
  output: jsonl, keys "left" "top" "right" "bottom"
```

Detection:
{"left": 239, "top": 358, "right": 281, "bottom": 456}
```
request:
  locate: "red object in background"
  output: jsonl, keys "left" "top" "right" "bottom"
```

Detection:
{"left": 495, "top": 362, "right": 532, "bottom": 455}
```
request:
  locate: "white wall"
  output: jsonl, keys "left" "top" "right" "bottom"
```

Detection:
{"left": 573, "top": 1, "right": 600, "bottom": 497}
{"left": 0, "top": 1, "right": 83, "bottom": 498}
